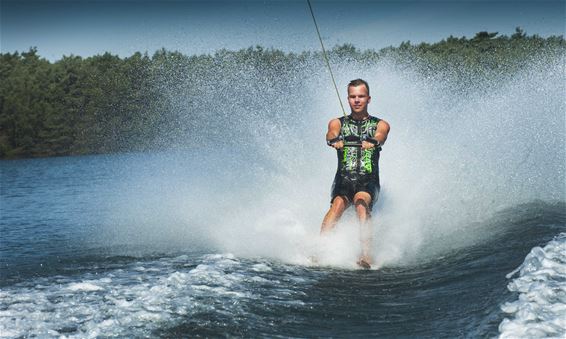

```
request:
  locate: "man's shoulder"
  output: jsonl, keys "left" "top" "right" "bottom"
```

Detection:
{"left": 327, "top": 117, "right": 342, "bottom": 130}
{"left": 328, "top": 116, "right": 344, "bottom": 124}
{"left": 370, "top": 114, "right": 389, "bottom": 124}
{"left": 377, "top": 118, "right": 391, "bottom": 132}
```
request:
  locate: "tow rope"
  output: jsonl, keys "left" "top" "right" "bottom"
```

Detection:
{"left": 306, "top": 0, "right": 347, "bottom": 119}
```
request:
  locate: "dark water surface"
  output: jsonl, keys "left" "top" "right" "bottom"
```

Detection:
{"left": 1, "top": 153, "right": 564, "bottom": 337}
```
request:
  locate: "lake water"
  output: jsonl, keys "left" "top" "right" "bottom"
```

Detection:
{"left": 1, "top": 152, "right": 564, "bottom": 337}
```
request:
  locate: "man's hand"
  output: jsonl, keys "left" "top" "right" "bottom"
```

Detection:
{"left": 361, "top": 140, "right": 376, "bottom": 150}
{"left": 330, "top": 140, "right": 344, "bottom": 149}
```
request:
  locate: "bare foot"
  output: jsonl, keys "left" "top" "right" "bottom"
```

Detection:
{"left": 357, "top": 256, "right": 372, "bottom": 269}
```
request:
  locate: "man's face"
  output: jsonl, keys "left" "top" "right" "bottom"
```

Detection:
{"left": 347, "top": 85, "right": 371, "bottom": 114}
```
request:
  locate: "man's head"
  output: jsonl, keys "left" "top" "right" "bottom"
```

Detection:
{"left": 347, "top": 78, "right": 371, "bottom": 115}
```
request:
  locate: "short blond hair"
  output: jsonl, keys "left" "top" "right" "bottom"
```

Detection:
{"left": 348, "top": 79, "right": 370, "bottom": 96}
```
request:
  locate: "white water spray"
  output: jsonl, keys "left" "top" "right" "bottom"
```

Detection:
{"left": 100, "top": 51, "right": 565, "bottom": 268}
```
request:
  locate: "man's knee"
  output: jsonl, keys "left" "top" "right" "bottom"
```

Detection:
{"left": 331, "top": 196, "right": 348, "bottom": 212}
{"left": 354, "top": 199, "right": 368, "bottom": 208}
{"left": 353, "top": 193, "right": 372, "bottom": 217}
{"left": 353, "top": 192, "right": 371, "bottom": 204}
{"left": 354, "top": 199, "right": 369, "bottom": 214}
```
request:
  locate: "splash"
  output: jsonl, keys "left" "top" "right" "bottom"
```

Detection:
{"left": 100, "top": 50, "right": 565, "bottom": 268}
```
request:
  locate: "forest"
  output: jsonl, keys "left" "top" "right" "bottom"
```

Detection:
{"left": 1, "top": 28, "right": 564, "bottom": 158}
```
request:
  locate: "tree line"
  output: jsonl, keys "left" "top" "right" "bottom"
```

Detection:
{"left": 1, "top": 28, "right": 564, "bottom": 158}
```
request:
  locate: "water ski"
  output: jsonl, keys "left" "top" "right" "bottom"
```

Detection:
{"left": 307, "top": 256, "right": 371, "bottom": 269}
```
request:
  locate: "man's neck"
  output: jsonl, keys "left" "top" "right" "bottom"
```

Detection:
{"left": 350, "top": 111, "right": 369, "bottom": 121}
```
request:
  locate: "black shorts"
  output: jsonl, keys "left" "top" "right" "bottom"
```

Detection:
{"left": 331, "top": 172, "right": 380, "bottom": 209}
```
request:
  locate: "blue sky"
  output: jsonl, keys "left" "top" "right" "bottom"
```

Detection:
{"left": 1, "top": 0, "right": 564, "bottom": 61}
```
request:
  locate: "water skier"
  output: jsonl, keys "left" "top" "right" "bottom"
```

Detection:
{"left": 321, "top": 79, "right": 390, "bottom": 269}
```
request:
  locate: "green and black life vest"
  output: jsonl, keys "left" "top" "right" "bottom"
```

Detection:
{"left": 337, "top": 115, "right": 381, "bottom": 176}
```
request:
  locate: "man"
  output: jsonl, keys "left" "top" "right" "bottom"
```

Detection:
{"left": 321, "top": 78, "right": 390, "bottom": 269}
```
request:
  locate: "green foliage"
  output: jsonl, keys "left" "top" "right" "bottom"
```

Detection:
{"left": 0, "top": 31, "right": 564, "bottom": 158}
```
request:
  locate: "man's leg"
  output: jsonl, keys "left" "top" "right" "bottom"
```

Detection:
{"left": 320, "top": 196, "right": 349, "bottom": 234}
{"left": 353, "top": 192, "right": 373, "bottom": 267}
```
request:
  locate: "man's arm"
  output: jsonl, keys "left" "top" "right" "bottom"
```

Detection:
{"left": 326, "top": 118, "right": 344, "bottom": 149}
{"left": 374, "top": 120, "right": 390, "bottom": 144}
{"left": 362, "top": 120, "right": 390, "bottom": 149}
